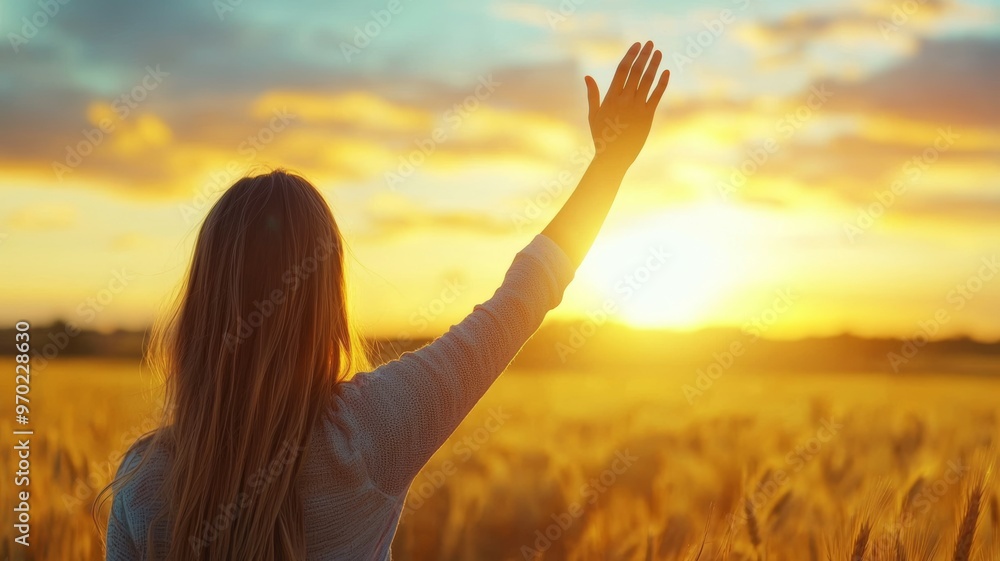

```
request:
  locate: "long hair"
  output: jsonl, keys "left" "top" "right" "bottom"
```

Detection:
{"left": 97, "top": 170, "right": 368, "bottom": 560}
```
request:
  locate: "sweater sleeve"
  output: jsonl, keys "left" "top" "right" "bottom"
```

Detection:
{"left": 105, "top": 453, "right": 141, "bottom": 561}
{"left": 338, "top": 234, "right": 575, "bottom": 495}
{"left": 105, "top": 493, "right": 140, "bottom": 561}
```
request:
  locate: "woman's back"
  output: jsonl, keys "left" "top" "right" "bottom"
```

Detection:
{"left": 109, "top": 404, "right": 401, "bottom": 559}
{"left": 106, "top": 233, "right": 576, "bottom": 560}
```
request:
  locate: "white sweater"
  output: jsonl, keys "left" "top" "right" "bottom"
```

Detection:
{"left": 106, "top": 234, "right": 576, "bottom": 560}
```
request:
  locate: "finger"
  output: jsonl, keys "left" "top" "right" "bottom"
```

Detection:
{"left": 623, "top": 41, "right": 655, "bottom": 94}
{"left": 646, "top": 69, "right": 671, "bottom": 110}
{"left": 637, "top": 50, "right": 662, "bottom": 100}
{"left": 585, "top": 75, "right": 600, "bottom": 123}
{"left": 607, "top": 42, "right": 642, "bottom": 96}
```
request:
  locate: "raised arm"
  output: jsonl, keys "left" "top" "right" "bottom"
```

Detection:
{"left": 543, "top": 40, "right": 670, "bottom": 266}
{"left": 335, "top": 41, "right": 671, "bottom": 496}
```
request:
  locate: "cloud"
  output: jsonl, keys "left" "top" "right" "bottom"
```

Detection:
{"left": 0, "top": 0, "right": 606, "bottom": 201}
{"left": 4, "top": 204, "right": 78, "bottom": 231}
{"left": 358, "top": 193, "right": 515, "bottom": 241}
{"left": 768, "top": 36, "right": 1000, "bottom": 207}
{"left": 366, "top": 210, "right": 515, "bottom": 240}
{"left": 737, "top": 0, "right": 991, "bottom": 65}
{"left": 252, "top": 91, "right": 432, "bottom": 133}
{"left": 0, "top": 0, "right": 595, "bottom": 201}
{"left": 490, "top": 1, "right": 556, "bottom": 27}
{"left": 657, "top": 36, "right": 1000, "bottom": 226}
{"left": 823, "top": 37, "right": 1000, "bottom": 128}
{"left": 894, "top": 193, "right": 1000, "bottom": 222}
{"left": 109, "top": 233, "right": 157, "bottom": 252}
{"left": 3, "top": 0, "right": 995, "bottom": 241}
{"left": 490, "top": 0, "right": 613, "bottom": 34}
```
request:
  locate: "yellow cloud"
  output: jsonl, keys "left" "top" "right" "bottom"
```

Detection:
{"left": 490, "top": 1, "right": 552, "bottom": 27}
{"left": 5, "top": 204, "right": 77, "bottom": 231}
{"left": 252, "top": 90, "right": 432, "bottom": 132}
{"left": 110, "top": 232, "right": 156, "bottom": 252}
{"left": 86, "top": 101, "right": 118, "bottom": 126}
{"left": 859, "top": 113, "right": 1000, "bottom": 150}
{"left": 109, "top": 113, "right": 173, "bottom": 155}
{"left": 453, "top": 106, "right": 579, "bottom": 158}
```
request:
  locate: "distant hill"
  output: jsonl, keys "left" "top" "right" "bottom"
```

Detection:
{"left": 513, "top": 323, "right": 1000, "bottom": 375}
{"left": 3, "top": 320, "right": 998, "bottom": 375}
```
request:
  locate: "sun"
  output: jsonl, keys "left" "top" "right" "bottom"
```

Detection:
{"left": 573, "top": 208, "right": 740, "bottom": 329}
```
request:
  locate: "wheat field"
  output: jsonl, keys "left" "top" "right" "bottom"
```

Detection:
{"left": 1, "top": 358, "right": 998, "bottom": 561}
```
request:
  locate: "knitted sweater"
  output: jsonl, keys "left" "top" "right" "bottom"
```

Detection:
{"left": 106, "top": 234, "right": 576, "bottom": 560}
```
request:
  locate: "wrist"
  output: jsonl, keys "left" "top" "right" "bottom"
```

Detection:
{"left": 590, "top": 152, "right": 632, "bottom": 178}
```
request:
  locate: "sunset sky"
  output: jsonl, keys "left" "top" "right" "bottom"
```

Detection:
{"left": 1, "top": 0, "right": 999, "bottom": 341}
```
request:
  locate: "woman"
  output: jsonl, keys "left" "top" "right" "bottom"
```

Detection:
{"left": 101, "top": 40, "right": 670, "bottom": 560}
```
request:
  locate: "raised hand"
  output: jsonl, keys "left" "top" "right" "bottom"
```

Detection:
{"left": 540, "top": 39, "right": 671, "bottom": 266}
{"left": 584, "top": 41, "right": 670, "bottom": 172}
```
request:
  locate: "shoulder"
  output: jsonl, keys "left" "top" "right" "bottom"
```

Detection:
{"left": 106, "top": 431, "right": 172, "bottom": 553}
{"left": 326, "top": 371, "right": 407, "bottom": 444}
{"left": 116, "top": 431, "right": 168, "bottom": 477}
{"left": 330, "top": 366, "right": 418, "bottom": 421}
{"left": 112, "top": 431, "right": 171, "bottom": 514}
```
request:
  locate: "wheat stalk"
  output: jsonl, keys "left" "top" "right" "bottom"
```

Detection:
{"left": 952, "top": 482, "right": 983, "bottom": 561}
{"left": 851, "top": 521, "right": 871, "bottom": 561}
{"left": 744, "top": 497, "right": 762, "bottom": 554}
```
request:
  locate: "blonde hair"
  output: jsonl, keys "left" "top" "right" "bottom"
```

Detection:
{"left": 98, "top": 170, "right": 369, "bottom": 560}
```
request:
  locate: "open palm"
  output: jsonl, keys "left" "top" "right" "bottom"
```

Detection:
{"left": 585, "top": 41, "right": 670, "bottom": 170}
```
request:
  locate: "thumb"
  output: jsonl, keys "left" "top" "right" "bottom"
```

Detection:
{"left": 584, "top": 76, "right": 600, "bottom": 123}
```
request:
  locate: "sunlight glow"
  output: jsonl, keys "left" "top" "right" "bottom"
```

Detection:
{"left": 575, "top": 209, "right": 741, "bottom": 329}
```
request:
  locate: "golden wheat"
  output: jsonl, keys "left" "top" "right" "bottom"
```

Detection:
{"left": 2, "top": 358, "right": 999, "bottom": 560}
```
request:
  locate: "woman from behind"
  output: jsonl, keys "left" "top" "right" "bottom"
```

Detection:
{"left": 100, "top": 40, "right": 670, "bottom": 560}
